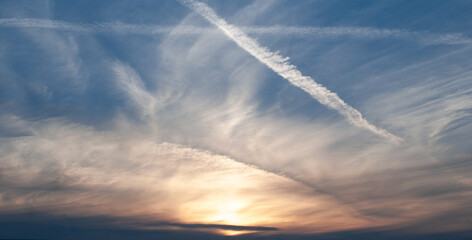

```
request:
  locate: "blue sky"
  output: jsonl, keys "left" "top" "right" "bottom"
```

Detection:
{"left": 0, "top": 0, "right": 471, "bottom": 239}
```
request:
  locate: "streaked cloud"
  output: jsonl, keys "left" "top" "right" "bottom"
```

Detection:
{"left": 0, "top": 115, "right": 388, "bottom": 235}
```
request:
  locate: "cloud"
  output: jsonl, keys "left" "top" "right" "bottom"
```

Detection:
{"left": 113, "top": 61, "right": 157, "bottom": 120}
{"left": 0, "top": 115, "right": 388, "bottom": 235}
{"left": 144, "top": 222, "right": 278, "bottom": 231}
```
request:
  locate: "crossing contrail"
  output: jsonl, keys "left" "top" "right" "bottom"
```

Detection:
{"left": 0, "top": 18, "right": 470, "bottom": 45}
{"left": 179, "top": 0, "right": 403, "bottom": 143}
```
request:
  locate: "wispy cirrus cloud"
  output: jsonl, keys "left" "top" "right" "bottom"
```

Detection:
{"left": 0, "top": 115, "right": 384, "bottom": 235}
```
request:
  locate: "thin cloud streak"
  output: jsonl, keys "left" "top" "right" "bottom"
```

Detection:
{"left": 144, "top": 222, "right": 278, "bottom": 231}
{"left": 179, "top": 0, "right": 403, "bottom": 143}
{"left": 246, "top": 26, "right": 472, "bottom": 45}
{"left": 0, "top": 18, "right": 471, "bottom": 45}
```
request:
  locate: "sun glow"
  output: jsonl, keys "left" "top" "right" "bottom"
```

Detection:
{"left": 218, "top": 229, "right": 256, "bottom": 236}
{"left": 208, "top": 200, "right": 246, "bottom": 224}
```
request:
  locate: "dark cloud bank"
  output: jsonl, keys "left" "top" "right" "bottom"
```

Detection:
{"left": 0, "top": 212, "right": 471, "bottom": 240}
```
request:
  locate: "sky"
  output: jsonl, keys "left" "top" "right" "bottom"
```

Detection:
{"left": 0, "top": 0, "right": 471, "bottom": 239}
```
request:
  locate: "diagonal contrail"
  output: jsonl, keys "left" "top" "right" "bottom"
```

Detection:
{"left": 179, "top": 0, "right": 403, "bottom": 143}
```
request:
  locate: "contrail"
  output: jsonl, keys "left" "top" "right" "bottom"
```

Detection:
{"left": 0, "top": 18, "right": 209, "bottom": 35}
{"left": 1, "top": 18, "right": 470, "bottom": 45}
{"left": 245, "top": 26, "right": 472, "bottom": 45}
{"left": 179, "top": 0, "right": 403, "bottom": 143}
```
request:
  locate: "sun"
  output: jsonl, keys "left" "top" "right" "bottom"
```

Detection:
{"left": 218, "top": 229, "right": 256, "bottom": 236}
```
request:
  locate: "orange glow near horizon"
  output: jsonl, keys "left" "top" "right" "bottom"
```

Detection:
{"left": 151, "top": 147, "right": 398, "bottom": 236}
{"left": 0, "top": 135, "right": 428, "bottom": 236}
{"left": 218, "top": 229, "right": 256, "bottom": 236}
